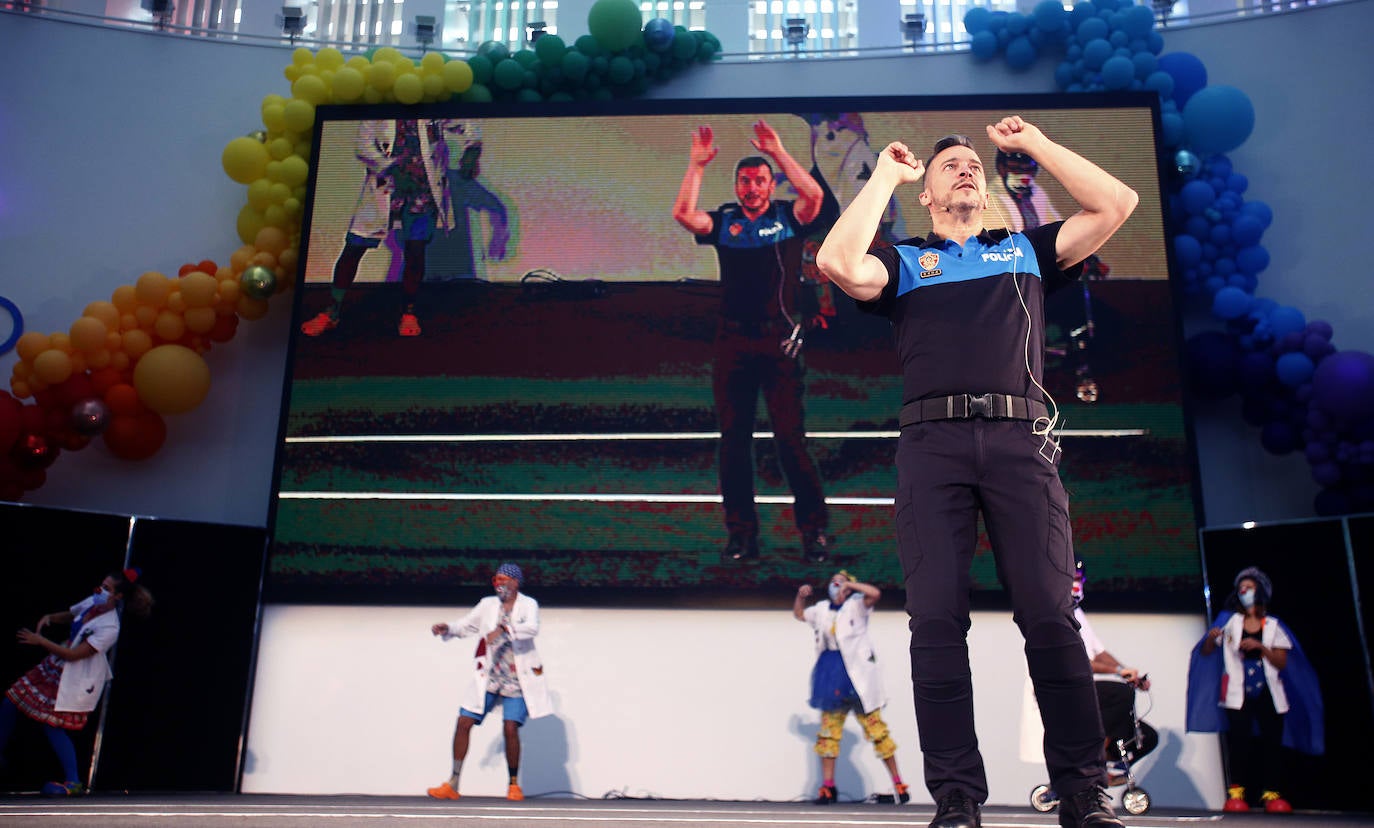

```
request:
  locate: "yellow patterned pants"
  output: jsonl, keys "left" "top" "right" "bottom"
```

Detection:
{"left": 815, "top": 706, "right": 897, "bottom": 759}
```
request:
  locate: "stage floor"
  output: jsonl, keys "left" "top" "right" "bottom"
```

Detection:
{"left": 2, "top": 796, "right": 1373, "bottom": 827}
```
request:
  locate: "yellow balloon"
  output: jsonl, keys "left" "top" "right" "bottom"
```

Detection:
{"left": 422, "top": 74, "right": 446, "bottom": 101}
{"left": 333, "top": 67, "right": 365, "bottom": 102}
{"left": 317, "top": 47, "right": 345, "bottom": 70}
{"left": 292, "top": 74, "right": 330, "bottom": 106}
{"left": 279, "top": 155, "right": 310, "bottom": 188}
{"left": 420, "top": 52, "right": 445, "bottom": 73}
{"left": 262, "top": 103, "right": 287, "bottom": 133}
{"left": 373, "top": 47, "right": 404, "bottom": 64}
{"left": 32, "top": 349, "right": 74, "bottom": 385}
{"left": 291, "top": 47, "right": 314, "bottom": 66}
{"left": 133, "top": 345, "right": 211, "bottom": 415}
{"left": 69, "top": 316, "right": 109, "bottom": 353}
{"left": 394, "top": 73, "right": 424, "bottom": 104}
{"left": 237, "top": 204, "right": 268, "bottom": 246}
{"left": 369, "top": 60, "right": 397, "bottom": 92}
{"left": 282, "top": 99, "right": 316, "bottom": 134}
{"left": 247, "top": 178, "right": 274, "bottom": 210}
{"left": 267, "top": 137, "right": 295, "bottom": 161}
{"left": 222, "top": 137, "right": 270, "bottom": 185}
{"left": 441, "top": 60, "right": 474, "bottom": 94}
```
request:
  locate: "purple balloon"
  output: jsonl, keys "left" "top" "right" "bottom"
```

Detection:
{"left": 71, "top": 397, "right": 111, "bottom": 436}
{"left": 1312, "top": 350, "right": 1374, "bottom": 423}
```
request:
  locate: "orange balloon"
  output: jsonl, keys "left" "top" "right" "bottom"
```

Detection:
{"left": 69, "top": 316, "right": 109, "bottom": 353}
{"left": 90, "top": 367, "right": 126, "bottom": 396}
{"left": 83, "top": 301, "right": 121, "bottom": 330}
{"left": 111, "top": 285, "right": 138, "bottom": 313}
{"left": 153, "top": 311, "right": 187, "bottom": 342}
{"left": 122, "top": 329, "right": 153, "bottom": 359}
{"left": 32, "top": 349, "right": 74, "bottom": 385}
{"left": 135, "top": 272, "right": 172, "bottom": 307}
{"left": 14, "top": 332, "right": 49, "bottom": 363}
{"left": 255, "top": 226, "right": 290, "bottom": 256}
{"left": 184, "top": 307, "right": 217, "bottom": 334}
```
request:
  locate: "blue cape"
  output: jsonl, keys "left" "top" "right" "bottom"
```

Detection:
{"left": 1185, "top": 610, "right": 1324, "bottom": 755}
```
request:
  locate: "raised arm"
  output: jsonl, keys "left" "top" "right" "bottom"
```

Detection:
{"left": 844, "top": 578, "right": 882, "bottom": 608}
{"left": 672, "top": 125, "right": 718, "bottom": 236}
{"left": 985, "top": 116, "right": 1138, "bottom": 270}
{"left": 751, "top": 119, "right": 823, "bottom": 224}
{"left": 793, "top": 584, "right": 813, "bottom": 621}
{"left": 816, "top": 141, "right": 924, "bottom": 301}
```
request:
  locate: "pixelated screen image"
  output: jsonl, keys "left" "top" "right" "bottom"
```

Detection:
{"left": 267, "top": 93, "right": 1201, "bottom": 607}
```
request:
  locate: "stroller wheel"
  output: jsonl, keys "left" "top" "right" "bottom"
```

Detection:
{"left": 1030, "top": 783, "right": 1059, "bottom": 812}
{"left": 1123, "top": 787, "right": 1151, "bottom": 815}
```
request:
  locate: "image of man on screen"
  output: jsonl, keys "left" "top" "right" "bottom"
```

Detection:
{"left": 426, "top": 121, "right": 512, "bottom": 282}
{"left": 816, "top": 116, "right": 1138, "bottom": 828}
{"left": 301, "top": 118, "right": 456, "bottom": 338}
{"left": 673, "top": 119, "right": 838, "bottom": 565}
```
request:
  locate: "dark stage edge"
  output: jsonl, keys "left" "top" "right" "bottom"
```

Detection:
{"left": 2, "top": 795, "right": 1374, "bottom": 827}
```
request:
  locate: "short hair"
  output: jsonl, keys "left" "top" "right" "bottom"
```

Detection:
{"left": 924, "top": 134, "right": 977, "bottom": 172}
{"left": 734, "top": 156, "right": 774, "bottom": 178}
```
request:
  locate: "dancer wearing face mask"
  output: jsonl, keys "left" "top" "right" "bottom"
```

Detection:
{"left": 794, "top": 571, "right": 908, "bottom": 805}
{"left": 428, "top": 563, "right": 550, "bottom": 802}
{"left": 1187, "top": 566, "right": 1323, "bottom": 813}
{"left": 0, "top": 569, "right": 153, "bottom": 795}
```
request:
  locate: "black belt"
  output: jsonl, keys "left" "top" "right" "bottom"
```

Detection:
{"left": 899, "top": 394, "right": 1048, "bottom": 426}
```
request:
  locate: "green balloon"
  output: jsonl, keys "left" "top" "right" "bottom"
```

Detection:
{"left": 467, "top": 55, "right": 493, "bottom": 85}
{"left": 588, "top": 0, "right": 641, "bottom": 52}
{"left": 534, "top": 33, "right": 566, "bottom": 64}
{"left": 516, "top": 88, "right": 543, "bottom": 103}
{"left": 575, "top": 35, "right": 602, "bottom": 57}
{"left": 492, "top": 58, "right": 525, "bottom": 90}
{"left": 512, "top": 49, "right": 539, "bottom": 68}
{"left": 672, "top": 28, "right": 698, "bottom": 60}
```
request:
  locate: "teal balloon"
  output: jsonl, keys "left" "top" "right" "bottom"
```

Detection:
{"left": 492, "top": 58, "right": 525, "bottom": 90}
{"left": 562, "top": 50, "right": 590, "bottom": 81}
{"left": 575, "top": 35, "right": 602, "bottom": 56}
{"left": 608, "top": 55, "right": 635, "bottom": 84}
{"left": 476, "top": 41, "right": 509, "bottom": 62}
{"left": 534, "top": 33, "right": 567, "bottom": 64}
{"left": 240, "top": 266, "right": 277, "bottom": 300}
{"left": 512, "top": 49, "right": 539, "bottom": 68}
{"left": 1183, "top": 85, "right": 1255, "bottom": 155}
{"left": 588, "top": 0, "right": 642, "bottom": 52}
{"left": 672, "top": 27, "right": 698, "bottom": 60}
{"left": 1173, "top": 149, "right": 1201, "bottom": 178}
{"left": 466, "top": 55, "right": 493, "bottom": 85}
{"left": 516, "top": 88, "right": 544, "bottom": 103}
{"left": 460, "top": 83, "right": 493, "bottom": 103}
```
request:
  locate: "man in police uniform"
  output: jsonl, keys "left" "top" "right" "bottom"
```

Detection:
{"left": 815, "top": 117, "right": 1138, "bottom": 828}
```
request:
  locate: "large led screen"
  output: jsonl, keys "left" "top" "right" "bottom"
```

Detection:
{"left": 267, "top": 93, "right": 1200, "bottom": 606}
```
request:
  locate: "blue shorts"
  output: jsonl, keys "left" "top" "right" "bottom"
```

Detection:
{"left": 343, "top": 211, "right": 436, "bottom": 249}
{"left": 460, "top": 691, "right": 527, "bottom": 726}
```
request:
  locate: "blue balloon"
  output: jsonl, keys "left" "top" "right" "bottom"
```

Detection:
{"left": 1132, "top": 51, "right": 1157, "bottom": 79}
{"left": 1212, "top": 285, "right": 1253, "bottom": 319}
{"left": 1076, "top": 16, "right": 1109, "bottom": 44}
{"left": 1006, "top": 12, "right": 1030, "bottom": 34}
{"left": 1034, "top": 0, "right": 1068, "bottom": 30}
{"left": 1227, "top": 173, "right": 1248, "bottom": 194}
{"left": 1101, "top": 55, "right": 1134, "bottom": 89}
{"left": 1145, "top": 69, "right": 1174, "bottom": 98}
{"left": 1173, "top": 148, "right": 1200, "bottom": 177}
{"left": 1183, "top": 85, "right": 1256, "bottom": 154}
{"left": 1232, "top": 214, "right": 1264, "bottom": 246}
{"left": 1082, "top": 38, "right": 1114, "bottom": 69}
{"left": 1156, "top": 51, "right": 1207, "bottom": 106}
{"left": 643, "top": 18, "right": 675, "bottom": 52}
{"left": 1120, "top": 3, "right": 1156, "bottom": 37}
{"left": 1276, "top": 352, "right": 1316, "bottom": 388}
{"left": 1180, "top": 179, "right": 1216, "bottom": 214}
{"left": 1240, "top": 200, "right": 1273, "bottom": 228}
{"left": 970, "top": 30, "right": 1000, "bottom": 59}
{"left": 1174, "top": 234, "right": 1203, "bottom": 267}
{"left": 964, "top": 6, "right": 994, "bottom": 32}
{"left": 1235, "top": 244, "right": 1270, "bottom": 275}
{"left": 1146, "top": 30, "right": 1165, "bottom": 54}
{"left": 1313, "top": 350, "right": 1374, "bottom": 423}
{"left": 1055, "top": 60, "right": 1077, "bottom": 88}
{"left": 1160, "top": 111, "right": 1184, "bottom": 147}
{"left": 1005, "top": 36, "right": 1039, "bottom": 70}
{"left": 1269, "top": 305, "right": 1307, "bottom": 338}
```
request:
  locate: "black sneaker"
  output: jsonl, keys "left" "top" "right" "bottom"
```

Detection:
{"left": 801, "top": 529, "right": 833, "bottom": 563}
{"left": 813, "top": 784, "right": 837, "bottom": 805}
{"left": 722, "top": 534, "right": 759, "bottom": 562}
{"left": 929, "top": 789, "right": 980, "bottom": 828}
{"left": 1059, "top": 785, "right": 1124, "bottom": 828}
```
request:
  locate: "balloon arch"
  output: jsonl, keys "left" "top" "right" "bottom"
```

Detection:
{"left": 2, "top": 0, "right": 1371, "bottom": 515}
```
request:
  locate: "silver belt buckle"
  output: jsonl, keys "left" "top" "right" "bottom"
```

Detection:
{"left": 966, "top": 393, "right": 994, "bottom": 418}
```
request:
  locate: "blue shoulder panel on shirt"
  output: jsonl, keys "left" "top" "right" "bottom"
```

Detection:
{"left": 715, "top": 204, "right": 797, "bottom": 250}
{"left": 895, "top": 232, "right": 1043, "bottom": 298}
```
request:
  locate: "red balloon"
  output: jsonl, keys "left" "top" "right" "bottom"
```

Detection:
{"left": 102, "top": 412, "right": 167, "bottom": 461}
{"left": 0, "top": 392, "right": 21, "bottom": 455}
{"left": 53, "top": 374, "right": 97, "bottom": 408}
{"left": 19, "top": 404, "right": 46, "bottom": 436}
{"left": 10, "top": 433, "right": 58, "bottom": 470}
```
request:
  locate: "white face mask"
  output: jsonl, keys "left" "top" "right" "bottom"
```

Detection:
{"left": 91, "top": 587, "right": 111, "bottom": 606}
{"left": 1238, "top": 589, "right": 1256, "bottom": 608}
{"left": 828, "top": 582, "right": 845, "bottom": 602}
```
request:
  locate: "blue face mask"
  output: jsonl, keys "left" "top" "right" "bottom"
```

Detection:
{"left": 828, "top": 582, "right": 844, "bottom": 602}
{"left": 1238, "top": 589, "right": 1255, "bottom": 608}
{"left": 90, "top": 588, "right": 111, "bottom": 606}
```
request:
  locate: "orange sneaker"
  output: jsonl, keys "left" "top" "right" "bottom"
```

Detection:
{"left": 895, "top": 782, "right": 910, "bottom": 804}
{"left": 399, "top": 312, "right": 422, "bottom": 337}
{"left": 426, "top": 781, "right": 460, "bottom": 800}
{"left": 1263, "top": 791, "right": 1292, "bottom": 813}
{"left": 300, "top": 312, "right": 339, "bottom": 337}
{"left": 507, "top": 782, "right": 524, "bottom": 801}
